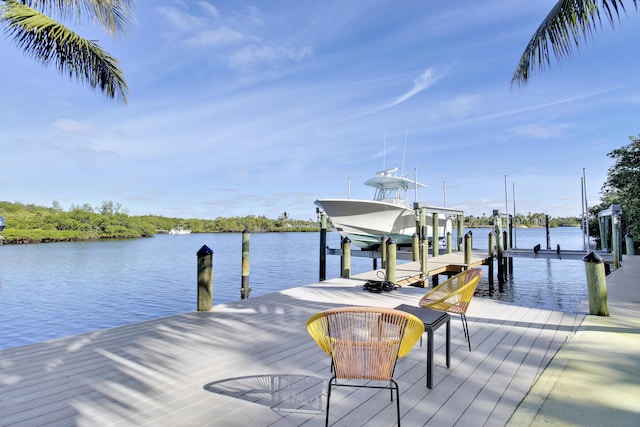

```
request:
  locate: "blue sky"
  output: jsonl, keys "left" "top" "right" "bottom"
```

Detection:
{"left": 2, "top": 1, "right": 639, "bottom": 220}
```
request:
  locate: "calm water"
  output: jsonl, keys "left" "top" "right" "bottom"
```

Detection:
{"left": 0, "top": 227, "right": 590, "bottom": 350}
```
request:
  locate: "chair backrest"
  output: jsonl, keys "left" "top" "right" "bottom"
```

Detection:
{"left": 307, "top": 307, "right": 423, "bottom": 381}
{"left": 419, "top": 268, "right": 482, "bottom": 313}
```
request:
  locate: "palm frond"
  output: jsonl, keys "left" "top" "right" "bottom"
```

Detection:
{"left": 1, "top": 0, "right": 128, "bottom": 102}
{"left": 512, "top": 0, "right": 638, "bottom": 86}
{"left": 21, "top": 0, "right": 135, "bottom": 35}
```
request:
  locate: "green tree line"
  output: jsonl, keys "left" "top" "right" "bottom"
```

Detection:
{"left": 0, "top": 201, "right": 318, "bottom": 244}
{"left": 464, "top": 213, "right": 580, "bottom": 229}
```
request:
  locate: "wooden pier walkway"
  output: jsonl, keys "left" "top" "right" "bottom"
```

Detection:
{"left": 1, "top": 266, "right": 583, "bottom": 426}
{"left": 354, "top": 250, "right": 492, "bottom": 286}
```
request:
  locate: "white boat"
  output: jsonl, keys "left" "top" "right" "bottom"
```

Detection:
{"left": 314, "top": 168, "right": 453, "bottom": 249}
{"left": 168, "top": 227, "right": 191, "bottom": 235}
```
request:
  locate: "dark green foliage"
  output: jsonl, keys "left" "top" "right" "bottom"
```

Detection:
{"left": 594, "top": 135, "right": 640, "bottom": 235}
{"left": 0, "top": 201, "right": 319, "bottom": 244}
{"left": 464, "top": 212, "right": 580, "bottom": 228}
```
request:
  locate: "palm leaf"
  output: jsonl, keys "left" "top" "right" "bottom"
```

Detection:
{"left": 21, "top": 0, "right": 135, "bottom": 34}
{"left": 512, "top": 0, "right": 638, "bottom": 86}
{"left": 1, "top": 0, "right": 128, "bottom": 102}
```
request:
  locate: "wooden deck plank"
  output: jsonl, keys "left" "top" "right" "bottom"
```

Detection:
{"left": 1, "top": 276, "right": 582, "bottom": 427}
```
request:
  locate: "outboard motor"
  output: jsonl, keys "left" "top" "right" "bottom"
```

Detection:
{"left": 0, "top": 216, "right": 5, "bottom": 232}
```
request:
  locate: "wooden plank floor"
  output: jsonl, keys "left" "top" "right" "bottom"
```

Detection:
{"left": 0, "top": 275, "right": 583, "bottom": 426}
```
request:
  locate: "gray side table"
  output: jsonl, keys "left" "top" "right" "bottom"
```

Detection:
{"left": 395, "top": 304, "right": 450, "bottom": 389}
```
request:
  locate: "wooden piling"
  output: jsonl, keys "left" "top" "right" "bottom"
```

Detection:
{"left": 583, "top": 252, "right": 609, "bottom": 316}
{"left": 504, "top": 230, "right": 511, "bottom": 276}
{"left": 545, "top": 215, "right": 551, "bottom": 250}
{"left": 240, "top": 229, "right": 251, "bottom": 299}
{"left": 420, "top": 233, "right": 428, "bottom": 286}
{"left": 464, "top": 232, "right": 472, "bottom": 269}
{"left": 432, "top": 213, "right": 439, "bottom": 258}
{"left": 447, "top": 232, "right": 452, "bottom": 254}
{"left": 612, "top": 215, "right": 620, "bottom": 269}
{"left": 488, "top": 232, "right": 495, "bottom": 288}
{"left": 381, "top": 235, "right": 388, "bottom": 269}
{"left": 412, "top": 233, "right": 419, "bottom": 262}
{"left": 457, "top": 214, "right": 464, "bottom": 251}
{"left": 341, "top": 237, "right": 351, "bottom": 278}
{"left": 497, "top": 229, "right": 504, "bottom": 285}
{"left": 386, "top": 238, "right": 397, "bottom": 283}
{"left": 197, "top": 245, "right": 213, "bottom": 311}
{"left": 319, "top": 211, "right": 327, "bottom": 281}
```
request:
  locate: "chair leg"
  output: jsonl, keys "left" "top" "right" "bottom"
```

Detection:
{"left": 461, "top": 314, "right": 471, "bottom": 351}
{"left": 388, "top": 379, "right": 400, "bottom": 426}
{"left": 326, "top": 377, "right": 335, "bottom": 427}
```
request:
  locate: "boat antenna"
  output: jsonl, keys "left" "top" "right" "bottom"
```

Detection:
{"left": 383, "top": 133, "right": 386, "bottom": 170}
{"left": 401, "top": 128, "right": 408, "bottom": 175}
{"left": 583, "top": 168, "right": 590, "bottom": 251}
{"left": 443, "top": 181, "right": 447, "bottom": 207}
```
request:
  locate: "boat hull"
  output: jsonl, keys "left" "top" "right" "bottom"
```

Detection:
{"left": 315, "top": 199, "right": 450, "bottom": 249}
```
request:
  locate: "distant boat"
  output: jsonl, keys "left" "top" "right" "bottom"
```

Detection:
{"left": 168, "top": 227, "right": 191, "bottom": 235}
{"left": 315, "top": 168, "right": 453, "bottom": 250}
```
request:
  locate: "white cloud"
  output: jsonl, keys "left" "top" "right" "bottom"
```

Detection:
{"left": 389, "top": 68, "right": 440, "bottom": 107}
{"left": 228, "top": 45, "right": 313, "bottom": 68}
{"left": 53, "top": 119, "right": 95, "bottom": 133}
{"left": 186, "top": 27, "right": 247, "bottom": 46}
{"left": 157, "top": 6, "right": 205, "bottom": 31}
{"left": 514, "top": 123, "right": 574, "bottom": 139}
{"left": 428, "top": 94, "right": 481, "bottom": 120}
{"left": 197, "top": 1, "right": 219, "bottom": 19}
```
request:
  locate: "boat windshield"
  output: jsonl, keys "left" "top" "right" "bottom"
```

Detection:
{"left": 373, "top": 188, "right": 403, "bottom": 204}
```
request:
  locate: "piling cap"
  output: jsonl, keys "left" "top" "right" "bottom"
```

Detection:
{"left": 387, "top": 237, "right": 396, "bottom": 245}
{"left": 197, "top": 245, "right": 214, "bottom": 256}
{"left": 342, "top": 236, "right": 351, "bottom": 243}
{"left": 583, "top": 251, "right": 603, "bottom": 263}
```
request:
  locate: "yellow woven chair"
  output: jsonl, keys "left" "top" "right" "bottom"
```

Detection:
{"left": 307, "top": 306, "right": 423, "bottom": 427}
{"left": 419, "top": 268, "right": 482, "bottom": 351}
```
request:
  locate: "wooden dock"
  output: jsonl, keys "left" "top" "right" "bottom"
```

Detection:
{"left": 0, "top": 267, "right": 583, "bottom": 426}
{"left": 353, "top": 250, "right": 492, "bottom": 286}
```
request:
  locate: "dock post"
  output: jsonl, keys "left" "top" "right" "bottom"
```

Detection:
{"left": 488, "top": 232, "right": 495, "bottom": 288}
{"left": 240, "top": 229, "right": 251, "bottom": 299}
{"left": 464, "top": 232, "right": 472, "bottom": 269}
{"left": 457, "top": 214, "right": 464, "bottom": 251}
{"left": 626, "top": 233, "right": 636, "bottom": 255}
{"left": 420, "top": 233, "right": 428, "bottom": 286}
{"left": 497, "top": 230, "right": 504, "bottom": 285}
{"left": 504, "top": 230, "right": 511, "bottom": 276}
{"left": 583, "top": 252, "right": 609, "bottom": 316}
{"left": 612, "top": 209, "right": 622, "bottom": 268}
{"left": 341, "top": 237, "right": 351, "bottom": 278}
{"left": 319, "top": 211, "right": 327, "bottom": 281}
{"left": 381, "top": 235, "right": 388, "bottom": 269}
{"left": 412, "top": 233, "right": 419, "bottom": 262}
{"left": 386, "top": 238, "right": 397, "bottom": 283}
{"left": 546, "top": 215, "right": 551, "bottom": 250}
{"left": 414, "top": 204, "right": 423, "bottom": 236}
{"left": 432, "top": 213, "right": 439, "bottom": 257}
{"left": 447, "top": 232, "right": 452, "bottom": 254}
{"left": 197, "top": 245, "right": 213, "bottom": 311}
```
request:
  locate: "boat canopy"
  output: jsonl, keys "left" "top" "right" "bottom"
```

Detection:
{"left": 364, "top": 168, "right": 426, "bottom": 205}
